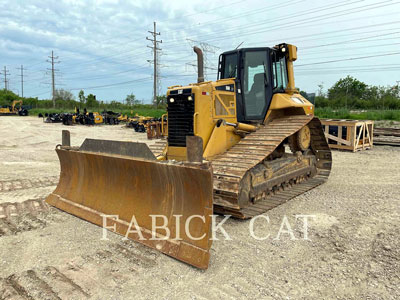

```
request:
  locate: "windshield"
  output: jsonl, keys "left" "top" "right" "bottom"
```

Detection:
{"left": 243, "top": 50, "right": 268, "bottom": 118}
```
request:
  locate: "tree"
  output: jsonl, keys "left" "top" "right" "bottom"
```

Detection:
{"left": 54, "top": 89, "right": 75, "bottom": 101}
{"left": 328, "top": 76, "right": 367, "bottom": 108}
{"left": 78, "top": 90, "right": 85, "bottom": 104}
{"left": 86, "top": 93, "right": 98, "bottom": 108}
{"left": 317, "top": 82, "right": 325, "bottom": 97}
{"left": 0, "top": 89, "right": 19, "bottom": 106}
{"left": 155, "top": 95, "right": 167, "bottom": 107}
{"left": 125, "top": 93, "right": 140, "bottom": 106}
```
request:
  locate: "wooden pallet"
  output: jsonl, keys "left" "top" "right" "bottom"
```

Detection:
{"left": 373, "top": 127, "right": 400, "bottom": 146}
{"left": 321, "top": 119, "right": 374, "bottom": 152}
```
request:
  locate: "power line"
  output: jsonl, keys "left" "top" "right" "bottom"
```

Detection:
{"left": 204, "top": 0, "right": 399, "bottom": 44}
{"left": 296, "top": 67, "right": 400, "bottom": 76}
{"left": 68, "top": 73, "right": 202, "bottom": 92}
{"left": 21, "top": 1, "right": 246, "bottom": 72}
{"left": 302, "top": 31, "right": 400, "bottom": 49}
{"left": 162, "top": 0, "right": 398, "bottom": 48}
{"left": 162, "top": 0, "right": 304, "bottom": 44}
{"left": 300, "top": 41, "right": 400, "bottom": 56}
{"left": 162, "top": 0, "right": 362, "bottom": 47}
{"left": 69, "top": 77, "right": 152, "bottom": 91}
{"left": 63, "top": 63, "right": 150, "bottom": 81}
{"left": 296, "top": 51, "right": 400, "bottom": 67}
{"left": 297, "top": 63, "right": 400, "bottom": 71}
{"left": 263, "top": 22, "right": 400, "bottom": 49}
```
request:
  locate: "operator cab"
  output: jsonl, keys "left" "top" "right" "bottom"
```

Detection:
{"left": 217, "top": 45, "right": 289, "bottom": 122}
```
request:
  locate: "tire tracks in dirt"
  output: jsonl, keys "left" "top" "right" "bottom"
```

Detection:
{"left": 0, "top": 240, "right": 160, "bottom": 299}
{"left": 0, "top": 177, "right": 59, "bottom": 193}
{"left": 0, "top": 199, "right": 60, "bottom": 238}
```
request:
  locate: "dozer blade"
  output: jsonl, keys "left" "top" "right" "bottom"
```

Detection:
{"left": 46, "top": 138, "right": 213, "bottom": 269}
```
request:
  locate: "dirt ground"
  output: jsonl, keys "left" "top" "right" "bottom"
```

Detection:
{"left": 0, "top": 116, "right": 399, "bottom": 300}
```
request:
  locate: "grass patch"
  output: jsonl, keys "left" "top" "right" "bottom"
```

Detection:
{"left": 28, "top": 107, "right": 400, "bottom": 122}
{"left": 315, "top": 108, "right": 400, "bottom": 121}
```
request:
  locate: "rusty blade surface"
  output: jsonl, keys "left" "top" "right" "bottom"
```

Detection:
{"left": 46, "top": 148, "right": 213, "bottom": 269}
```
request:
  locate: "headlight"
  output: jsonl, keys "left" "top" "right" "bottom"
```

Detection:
{"left": 291, "top": 97, "right": 304, "bottom": 104}
{"left": 169, "top": 98, "right": 175, "bottom": 103}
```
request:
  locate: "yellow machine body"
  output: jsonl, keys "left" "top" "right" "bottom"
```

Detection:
{"left": 93, "top": 112, "right": 104, "bottom": 124}
{"left": 46, "top": 43, "right": 331, "bottom": 270}
{"left": 163, "top": 44, "right": 313, "bottom": 161}
{"left": 0, "top": 100, "right": 23, "bottom": 115}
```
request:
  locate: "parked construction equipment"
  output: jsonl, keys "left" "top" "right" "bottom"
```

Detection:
{"left": 42, "top": 109, "right": 113, "bottom": 125}
{"left": 47, "top": 43, "right": 332, "bottom": 269}
{"left": 103, "top": 111, "right": 122, "bottom": 124}
{"left": 44, "top": 113, "right": 64, "bottom": 123}
{"left": 0, "top": 100, "right": 28, "bottom": 116}
{"left": 126, "top": 115, "right": 155, "bottom": 132}
{"left": 145, "top": 118, "right": 167, "bottom": 139}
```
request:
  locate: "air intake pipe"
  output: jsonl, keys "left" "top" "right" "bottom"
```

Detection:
{"left": 193, "top": 46, "right": 204, "bottom": 83}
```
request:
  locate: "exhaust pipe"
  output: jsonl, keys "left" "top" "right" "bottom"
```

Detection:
{"left": 193, "top": 46, "right": 204, "bottom": 83}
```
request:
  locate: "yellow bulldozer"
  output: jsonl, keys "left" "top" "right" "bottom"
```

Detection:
{"left": 0, "top": 100, "right": 28, "bottom": 116}
{"left": 46, "top": 43, "right": 332, "bottom": 269}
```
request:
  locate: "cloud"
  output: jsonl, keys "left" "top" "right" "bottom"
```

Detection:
{"left": 0, "top": 0, "right": 399, "bottom": 101}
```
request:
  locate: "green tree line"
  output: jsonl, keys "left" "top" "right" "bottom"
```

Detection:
{"left": 310, "top": 76, "right": 400, "bottom": 110}
{"left": 0, "top": 89, "right": 167, "bottom": 111}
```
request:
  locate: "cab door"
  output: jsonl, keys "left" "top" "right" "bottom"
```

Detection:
{"left": 240, "top": 49, "right": 273, "bottom": 121}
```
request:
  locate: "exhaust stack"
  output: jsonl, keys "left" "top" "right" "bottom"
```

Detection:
{"left": 193, "top": 46, "right": 204, "bottom": 83}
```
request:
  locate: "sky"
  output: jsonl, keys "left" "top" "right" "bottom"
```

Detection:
{"left": 1, "top": 0, "right": 399, "bottom": 103}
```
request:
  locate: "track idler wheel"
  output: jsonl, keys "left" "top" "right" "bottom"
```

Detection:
{"left": 289, "top": 125, "right": 311, "bottom": 153}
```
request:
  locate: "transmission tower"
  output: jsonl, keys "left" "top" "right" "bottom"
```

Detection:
{"left": 47, "top": 51, "right": 60, "bottom": 108}
{"left": 17, "top": 65, "right": 26, "bottom": 97}
{"left": 1, "top": 66, "right": 10, "bottom": 90}
{"left": 186, "top": 39, "right": 219, "bottom": 80}
{"left": 146, "top": 22, "right": 162, "bottom": 107}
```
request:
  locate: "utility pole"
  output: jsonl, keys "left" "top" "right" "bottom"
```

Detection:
{"left": 1, "top": 66, "right": 10, "bottom": 90}
{"left": 17, "top": 65, "right": 26, "bottom": 97}
{"left": 147, "top": 21, "right": 162, "bottom": 107}
{"left": 47, "top": 51, "right": 60, "bottom": 108}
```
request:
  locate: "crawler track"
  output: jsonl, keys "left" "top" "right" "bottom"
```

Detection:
{"left": 211, "top": 115, "right": 332, "bottom": 218}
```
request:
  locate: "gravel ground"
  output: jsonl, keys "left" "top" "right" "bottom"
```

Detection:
{"left": 0, "top": 116, "right": 399, "bottom": 300}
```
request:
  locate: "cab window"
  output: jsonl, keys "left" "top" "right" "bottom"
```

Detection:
{"left": 243, "top": 50, "right": 268, "bottom": 118}
{"left": 272, "top": 55, "right": 288, "bottom": 90}
{"left": 221, "top": 53, "right": 238, "bottom": 79}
